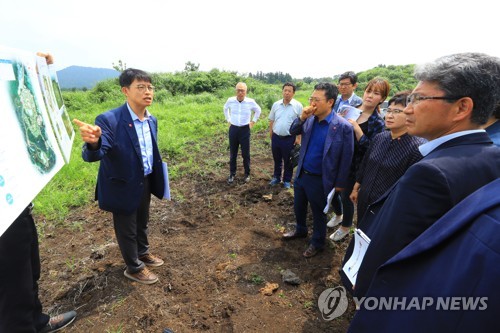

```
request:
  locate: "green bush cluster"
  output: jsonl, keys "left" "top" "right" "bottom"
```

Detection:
{"left": 356, "top": 64, "right": 418, "bottom": 96}
{"left": 89, "top": 79, "right": 122, "bottom": 104}
{"left": 152, "top": 69, "right": 243, "bottom": 96}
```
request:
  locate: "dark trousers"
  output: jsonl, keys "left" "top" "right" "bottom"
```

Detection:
{"left": 293, "top": 173, "right": 327, "bottom": 249}
{"left": 332, "top": 176, "right": 356, "bottom": 227}
{"left": 229, "top": 125, "right": 250, "bottom": 176}
{"left": 331, "top": 192, "right": 343, "bottom": 216}
{"left": 0, "top": 206, "right": 49, "bottom": 333}
{"left": 113, "top": 176, "right": 151, "bottom": 273}
{"left": 271, "top": 133, "right": 295, "bottom": 182}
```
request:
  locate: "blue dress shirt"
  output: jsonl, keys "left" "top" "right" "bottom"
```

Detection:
{"left": 302, "top": 111, "right": 334, "bottom": 174}
{"left": 127, "top": 103, "right": 154, "bottom": 176}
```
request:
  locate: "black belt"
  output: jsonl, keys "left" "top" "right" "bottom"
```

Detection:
{"left": 273, "top": 133, "right": 292, "bottom": 138}
{"left": 302, "top": 169, "right": 322, "bottom": 177}
{"left": 230, "top": 124, "right": 250, "bottom": 128}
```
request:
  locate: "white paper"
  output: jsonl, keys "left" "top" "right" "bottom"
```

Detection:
{"left": 35, "top": 56, "right": 74, "bottom": 163}
{"left": 339, "top": 105, "right": 361, "bottom": 121}
{"left": 162, "top": 162, "right": 171, "bottom": 200}
{"left": 343, "top": 229, "right": 371, "bottom": 285}
{"left": 323, "top": 188, "right": 335, "bottom": 214}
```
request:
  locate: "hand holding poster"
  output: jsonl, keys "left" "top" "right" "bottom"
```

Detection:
{"left": 0, "top": 46, "right": 73, "bottom": 235}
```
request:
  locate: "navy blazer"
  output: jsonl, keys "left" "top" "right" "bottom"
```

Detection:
{"left": 82, "top": 104, "right": 165, "bottom": 215}
{"left": 290, "top": 112, "right": 354, "bottom": 195}
{"left": 348, "top": 179, "right": 500, "bottom": 333}
{"left": 346, "top": 132, "right": 500, "bottom": 298}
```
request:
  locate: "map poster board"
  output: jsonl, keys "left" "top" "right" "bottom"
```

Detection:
{"left": 36, "top": 56, "right": 74, "bottom": 162}
{"left": 0, "top": 46, "right": 69, "bottom": 235}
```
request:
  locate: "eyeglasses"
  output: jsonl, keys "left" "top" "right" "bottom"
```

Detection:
{"left": 236, "top": 89, "right": 246, "bottom": 92}
{"left": 308, "top": 97, "right": 327, "bottom": 103}
{"left": 135, "top": 85, "right": 155, "bottom": 92}
{"left": 385, "top": 108, "right": 405, "bottom": 115}
{"left": 406, "top": 93, "right": 463, "bottom": 105}
{"left": 338, "top": 83, "right": 353, "bottom": 87}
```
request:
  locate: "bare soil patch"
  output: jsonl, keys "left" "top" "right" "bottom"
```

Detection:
{"left": 37, "top": 132, "right": 356, "bottom": 332}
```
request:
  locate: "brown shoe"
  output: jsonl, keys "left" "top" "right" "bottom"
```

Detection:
{"left": 124, "top": 267, "right": 158, "bottom": 284}
{"left": 39, "top": 311, "right": 77, "bottom": 333}
{"left": 303, "top": 245, "right": 323, "bottom": 258}
{"left": 139, "top": 253, "right": 164, "bottom": 267}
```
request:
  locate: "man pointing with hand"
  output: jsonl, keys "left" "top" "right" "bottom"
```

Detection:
{"left": 74, "top": 68, "right": 166, "bottom": 285}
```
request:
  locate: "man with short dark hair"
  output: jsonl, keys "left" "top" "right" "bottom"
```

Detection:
{"left": 283, "top": 83, "right": 353, "bottom": 257}
{"left": 333, "top": 71, "right": 363, "bottom": 113}
{"left": 74, "top": 68, "right": 166, "bottom": 285}
{"left": 269, "top": 82, "right": 303, "bottom": 189}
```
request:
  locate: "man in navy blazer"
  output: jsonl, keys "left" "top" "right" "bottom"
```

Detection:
{"left": 74, "top": 68, "right": 165, "bottom": 285}
{"left": 343, "top": 53, "right": 500, "bottom": 299}
{"left": 283, "top": 83, "right": 354, "bottom": 257}
{"left": 333, "top": 71, "right": 363, "bottom": 113}
{"left": 348, "top": 178, "right": 500, "bottom": 333}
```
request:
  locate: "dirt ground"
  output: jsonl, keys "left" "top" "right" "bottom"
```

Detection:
{"left": 36, "top": 131, "right": 357, "bottom": 333}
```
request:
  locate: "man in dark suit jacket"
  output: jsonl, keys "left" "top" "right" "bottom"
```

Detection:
{"left": 74, "top": 68, "right": 165, "bottom": 285}
{"left": 348, "top": 179, "right": 500, "bottom": 333}
{"left": 283, "top": 83, "right": 354, "bottom": 257}
{"left": 344, "top": 53, "right": 500, "bottom": 298}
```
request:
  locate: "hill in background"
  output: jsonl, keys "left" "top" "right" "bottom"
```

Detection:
{"left": 56, "top": 66, "right": 119, "bottom": 89}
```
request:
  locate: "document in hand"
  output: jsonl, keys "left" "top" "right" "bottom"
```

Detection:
{"left": 339, "top": 105, "right": 361, "bottom": 121}
{"left": 323, "top": 188, "right": 335, "bottom": 214}
{"left": 343, "top": 229, "right": 371, "bottom": 285}
{"left": 162, "top": 162, "right": 171, "bottom": 200}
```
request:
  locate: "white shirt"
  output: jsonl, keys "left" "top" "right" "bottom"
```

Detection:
{"left": 223, "top": 96, "right": 261, "bottom": 126}
{"left": 419, "top": 130, "right": 485, "bottom": 156}
{"left": 269, "top": 98, "right": 303, "bottom": 136}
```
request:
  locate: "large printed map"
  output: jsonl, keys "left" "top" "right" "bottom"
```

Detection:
{"left": 0, "top": 46, "right": 73, "bottom": 235}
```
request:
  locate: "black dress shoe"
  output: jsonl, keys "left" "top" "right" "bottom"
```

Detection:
{"left": 303, "top": 244, "right": 323, "bottom": 258}
{"left": 282, "top": 230, "right": 307, "bottom": 240}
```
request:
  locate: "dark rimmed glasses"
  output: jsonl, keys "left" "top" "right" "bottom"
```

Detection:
{"left": 135, "top": 84, "right": 155, "bottom": 92}
{"left": 406, "top": 93, "right": 463, "bottom": 105}
{"left": 308, "top": 97, "right": 327, "bottom": 103}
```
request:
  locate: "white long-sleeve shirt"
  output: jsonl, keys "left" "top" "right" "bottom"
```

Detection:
{"left": 223, "top": 96, "right": 261, "bottom": 126}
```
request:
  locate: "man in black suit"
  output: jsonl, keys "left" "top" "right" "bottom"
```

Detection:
{"left": 345, "top": 53, "right": 500, "bottom": 299}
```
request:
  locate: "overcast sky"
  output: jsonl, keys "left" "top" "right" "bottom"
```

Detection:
{"left": 1, "top": 0, "right": 498, "bottom": 79}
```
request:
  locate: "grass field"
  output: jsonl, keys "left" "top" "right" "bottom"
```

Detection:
{"left": 33, "top": 84, "right": 313, "bottom": 223}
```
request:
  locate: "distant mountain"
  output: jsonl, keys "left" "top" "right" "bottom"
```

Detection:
{"left": 56, "top": 66, "right": 120, "bottom": 89}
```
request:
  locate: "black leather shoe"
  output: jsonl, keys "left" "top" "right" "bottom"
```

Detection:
{"left": 282, "top": 230, "right": 307, "bottom": 240}
{"left": 303, "top": 244, "right": 323, "bottom": 258}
